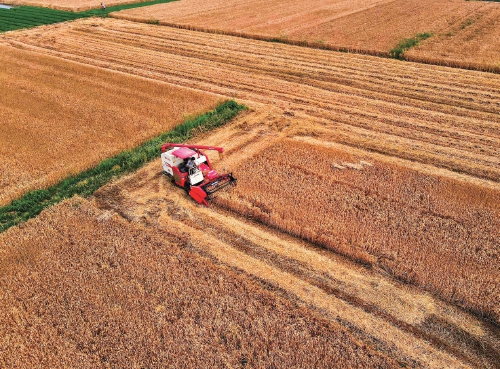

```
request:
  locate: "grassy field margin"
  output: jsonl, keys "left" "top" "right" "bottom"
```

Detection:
{"left": 0, "top": 0, "right": 177, "bottom": 32}
{"left": 390, "top": 32, "right": 433, "bottom": 59}
{"left": 0, "top": 100, "right": 246, "bottom": 232}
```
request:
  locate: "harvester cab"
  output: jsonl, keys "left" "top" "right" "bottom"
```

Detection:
{"left": 161, "top": 143, "right": 237, "bottom": 205}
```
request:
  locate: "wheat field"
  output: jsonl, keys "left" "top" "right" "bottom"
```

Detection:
{"left": 111, "top": 0, "right": 500, "bottom": 70}
{"left": 1, "top": 15, "right": 499, "bottom": 369}
{"left": 215, "top": 138, "right": 500, "bottom": 324}
{"left": 4, "top": 19, "right": 498, "bottom": 181}
{"left": 92, "top": 118, "right": 500, "bottom": 368}
{"left": 0, "top": 197, "right": 399, "bottom": 368}
{"left": 406, "top": 5, "right": 500, "bottom": 71}
{"left": 0, "top": 43, "right": 217, "bottom": 205}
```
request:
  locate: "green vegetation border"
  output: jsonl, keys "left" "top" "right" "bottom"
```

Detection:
{"left": 78, "top": 0, "right": 177, "bottom": 17}
{"left": 0, "top": 0, "right": 177, "bottom": 32}
{"left": 390, "top": 32, "right": 433, "bottom": 60}
{"left": 0, "top": 100, "right": 247, "bottom": 233}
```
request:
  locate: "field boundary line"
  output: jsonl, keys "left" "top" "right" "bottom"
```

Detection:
{"left": 108, "top": 15, "right": 390, "bottom": 57}
{"left": 108, "top": 14, "right": 500, "bottom": 75}
{"left": 0, "top": 100, "right": 246, "bottom": 233}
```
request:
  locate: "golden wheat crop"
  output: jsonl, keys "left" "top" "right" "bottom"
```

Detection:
{"left": 90, "top": 133, "right": 499, "bottom": 369}
{"left": 111, "top": 0, "right": 499, "bottom": 70}
{"left": 2, "top": 18, "right": 499, "bottom": 365}
{"left": 3, "top": 19, "right": 499, "bottom": 321}
{"left": 214, "top": 139, "right": 500, "bottom": 324}
{"left": 405, "top": 5, "right": 500, "bottom": 72}
{"left": 0, "top": 197, "right": 397, "bottom": 368}
{"left": 4, "top": 19, "right": 498, "bottom": 183}
{"left": 0, "top": 44, "right": 217, "bottom": 206}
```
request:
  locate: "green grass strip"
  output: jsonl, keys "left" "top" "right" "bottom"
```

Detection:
{"left": 0, "top": 0, "right": 177, "bottom": 32}
{"left": 0, "top": 100, "right": 246, "bottom": 233}
{"left": 78, "top": 0, "right": 177, "bottom": 17}
{"left": 390, "top": 32, "right": 433, "bottom": 60}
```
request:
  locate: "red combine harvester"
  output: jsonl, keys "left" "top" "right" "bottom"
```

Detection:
{"left": 161, "top": 143, "right": 237, "bottom": 205}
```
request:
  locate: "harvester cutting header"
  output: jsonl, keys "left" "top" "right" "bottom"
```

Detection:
{"left": 161, "top": 143, "right": 237, "bottom": 205}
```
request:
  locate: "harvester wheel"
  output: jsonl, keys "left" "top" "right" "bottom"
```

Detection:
{"left": 184, "top": 182, "right": 191, "bottom": 194}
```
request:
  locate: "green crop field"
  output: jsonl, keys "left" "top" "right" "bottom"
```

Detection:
{"left": 0, "top": 6, "right": 80, "bottom": 32}
{"left": 0, "top": 0, "right": 176, "bottom": 32}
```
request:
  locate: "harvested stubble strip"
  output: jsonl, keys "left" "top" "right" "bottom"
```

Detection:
{"left": 0, "top": 196, "right": 399, "bottom": 368}
{"left": 0, "top": 100, "right": 246, "bottom": 233}
{"left": 9, "top": 22, "right": 499, "bottom": 181}
{"left": 215, "top": 139, "right": 500, "bottom": 325}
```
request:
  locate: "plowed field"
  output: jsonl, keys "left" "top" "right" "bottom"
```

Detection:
{"left": 1, "top": 17, "right": 499, "bottom": 368}
{"left": 111, "top": 0, "right": 500, "bottom": 71}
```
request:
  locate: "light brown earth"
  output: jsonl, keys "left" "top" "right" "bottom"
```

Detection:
{"left": 0, "top": 44, "right": 217, "bottom": 205}
{"left": 112, "top": 0, "right": 500, "bottom": 70}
